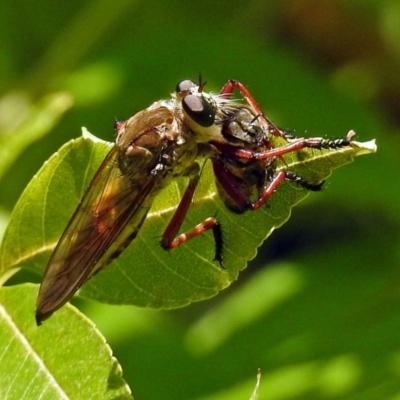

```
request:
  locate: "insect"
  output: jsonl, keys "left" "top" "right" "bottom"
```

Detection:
{"left": 36, "top": 78, "right": 354, "bottom": 324}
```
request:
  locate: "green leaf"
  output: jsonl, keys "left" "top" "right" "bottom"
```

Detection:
{"left": 0, "top": 130, "right": 376, "bottom": 308}
{"left": 0, "top": 284, "right": 132, "bottom": 400}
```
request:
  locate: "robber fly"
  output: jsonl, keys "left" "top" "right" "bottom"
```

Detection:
{"left": 36, "top": 78, "right": 354, "bottom": 324}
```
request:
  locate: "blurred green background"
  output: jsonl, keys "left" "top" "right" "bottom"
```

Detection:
{"left": 1, "top": 1, "right": 399, "bottom": 399}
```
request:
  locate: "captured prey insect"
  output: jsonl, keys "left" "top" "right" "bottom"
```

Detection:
{"left": 36, "top": 78, "right": 355, "bottom": 324}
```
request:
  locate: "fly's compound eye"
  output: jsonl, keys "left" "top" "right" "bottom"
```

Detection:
{"left": 182, "top": 94, "right": 215, "bottom": 127}
{"left": 175, "top": 79, "right": 197, "bottom": 94}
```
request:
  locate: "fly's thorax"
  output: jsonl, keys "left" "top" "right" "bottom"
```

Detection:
{"left": 116, "top": 103, "right": 180, "bottom": 152}
{"left": 114, "top": 99, "right": 199, "bottom": 185}
{"left": 116, "top": 103, "right": 184, "bottom": 175}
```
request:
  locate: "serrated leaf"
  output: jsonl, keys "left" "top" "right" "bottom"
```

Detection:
{"left": 0, "top": 130, "right": 376, "bottom": 309}
{"left": 0, "top": 284, "right": 132, "bottom": 400}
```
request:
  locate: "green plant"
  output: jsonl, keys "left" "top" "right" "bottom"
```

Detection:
{"left": 1, "top": 2, "right": 397, "bottom": 399}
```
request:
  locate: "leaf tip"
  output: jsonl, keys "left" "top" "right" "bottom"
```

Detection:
{"left": 349, "top": 131, "right": 377, "bottom": 155}
{"left": 81, "top": 127, "right": 109, "bottom": 144}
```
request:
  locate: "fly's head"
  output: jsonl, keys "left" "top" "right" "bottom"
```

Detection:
{"left": 174, "top": 79, "right": 270, "bottom": 151}
{"left": 174, "top": 79, "right": 229, "bottom": 143}
{"left": 175, "top": 80, "right": 216, "bottom": 127}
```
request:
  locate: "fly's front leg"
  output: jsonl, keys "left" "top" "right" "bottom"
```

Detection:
{"left": 220, "top": 80, "right": 264, "bottom": 119}
{"left": 235, "top": 134, "right": 353, "bottom": 161}
{"left": 220, "top": 81, "right": 359, "bottom": 146}
{"left": 220, "top": 79, "right": 284, "bottom": 138}
{"left": 160, "top": 164, "right": 224, "bottom": 266}
{"left": 211, "top": 132, "right": 353, "bottom": 162}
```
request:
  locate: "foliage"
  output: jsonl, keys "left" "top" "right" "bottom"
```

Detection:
{"left": 0, "top": 284, "right": 131, "bottom": 399}
{"left": 0, "top": 1, "right": 398, "bottom": 399}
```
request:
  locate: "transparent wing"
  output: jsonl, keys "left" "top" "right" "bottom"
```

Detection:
{"left": 36, "top": 146, "right": 159, "bottom": 323}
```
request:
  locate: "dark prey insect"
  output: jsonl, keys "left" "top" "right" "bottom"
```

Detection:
{"left": 36, "top": 78, "right": 355, "bottom": 324}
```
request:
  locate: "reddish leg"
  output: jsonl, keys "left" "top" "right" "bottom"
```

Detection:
{"left": 251, "top": 170, "right": 323, "bottom": 210}
{"left": 213, "top": 159, "right": 284, "bottom": 211}
{"left": 220, "top": 79, "right": 283, "bottom": 138}
{"left": 213, "top": 159, "right": 323, "bottom": 212}
{"left": 220, "top": 80, "right": 264, "bottom": 119}
{"left": 161, "top": 173, "right": 224, "bottom": 265}
{"left": 211, "top": 135, "right": 352, "bottom": 162}
{"left": 251, "top": 172, "right": 287, "bottom": 210}
{"left": 219, "top": 80, "right": 354, "bottom": 147}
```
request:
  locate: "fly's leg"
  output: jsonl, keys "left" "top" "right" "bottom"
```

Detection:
{"left": 220, "top": 80, "right": 309, "bottom": 142}
{"left": 213, "top": 159, "right": 323, "bottom": 212}
{"left": 211, "top": 133, "right": 353, "bottom": 162}
{"left": 220, "top": 79, "right": 284, "bottom": 139}
{"left": 220, "top": 80, "right": 263, "bottom": 117}
{"left": 220, "top": 80, "right": 356, "bottom": 145}
{"left": 213, "top": 159, "right": 285, "bottom": 211}
{"left": 160, "top": 168, "right": 224, "bottom": 266}
{"left": 251, "top": 170, "right": 323, "bottom": 210}
{"left": 284, "top": 171, "right": 324, "bottom": 192}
